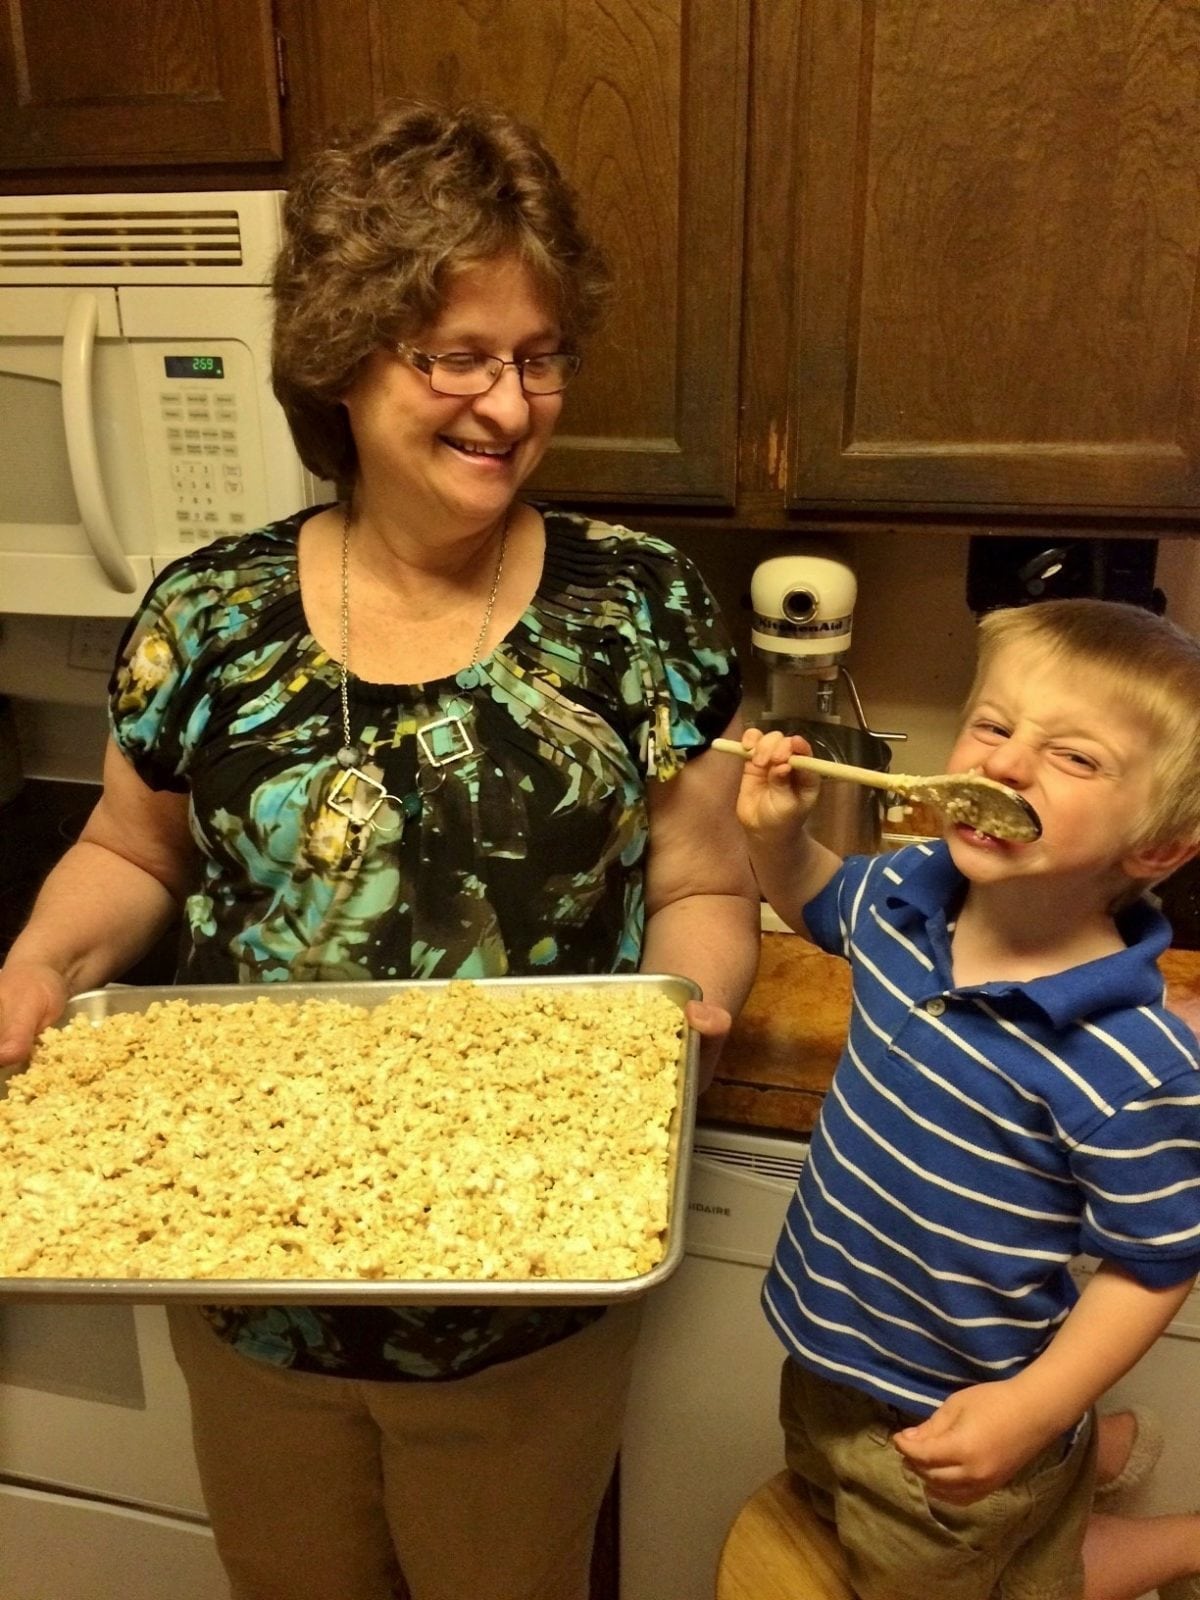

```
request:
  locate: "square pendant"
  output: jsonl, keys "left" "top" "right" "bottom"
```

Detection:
{"left": 417, "top": 714, "right": 475, "bottom": 768}
{"left": 328, "top": 765, "right": 389, "bottom": 823}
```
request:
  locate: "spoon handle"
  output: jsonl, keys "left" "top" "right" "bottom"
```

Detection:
{"left": 712, "top": 737, "right": 900, "bottom": 792}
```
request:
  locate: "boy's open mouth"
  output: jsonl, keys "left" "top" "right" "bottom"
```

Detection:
{"left": 955, "top": 822, "right": 1011, "bottom": 849}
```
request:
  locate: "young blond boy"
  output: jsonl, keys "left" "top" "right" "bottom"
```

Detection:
{"left": 736, "top": 599, "right": 1200, "bottom": 1600}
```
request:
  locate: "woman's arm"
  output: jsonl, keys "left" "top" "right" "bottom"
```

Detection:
{"left": 893, "top": 1260, "right": 1195, "bottom": 1502}
{"left": 641, "top": 720, "right": 762, "bottom": 1088}
{"left": 0, "top": 739, "right": 197, "bottom": 1065}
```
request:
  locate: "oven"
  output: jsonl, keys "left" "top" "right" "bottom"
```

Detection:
{"left": 0, "top": 778, "right": 223, "bottom": 1597}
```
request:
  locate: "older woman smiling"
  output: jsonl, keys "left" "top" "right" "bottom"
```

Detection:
{"left": 0, "top": 101, "right": 760, "bottom": 1600}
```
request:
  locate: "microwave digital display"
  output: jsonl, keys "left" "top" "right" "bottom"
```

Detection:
{"left": 163, "top": 355, "right": 225, "bottom": 380}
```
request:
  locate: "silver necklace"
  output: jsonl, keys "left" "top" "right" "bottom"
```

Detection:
{"left": 328, "top": 506, "right": 508, "bottom": 840}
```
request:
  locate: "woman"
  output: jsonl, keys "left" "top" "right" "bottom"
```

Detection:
{"left": 0, "top": 102, "right": 760, "bottom": 1600}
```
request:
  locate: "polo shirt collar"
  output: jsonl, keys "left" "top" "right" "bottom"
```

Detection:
{"left": 882, "top": 840, "right": 1171, "bottom": 1026}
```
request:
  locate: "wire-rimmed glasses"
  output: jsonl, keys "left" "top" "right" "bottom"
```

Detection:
{"left": 397, "top": 343, "right": 582, "bottom": 397}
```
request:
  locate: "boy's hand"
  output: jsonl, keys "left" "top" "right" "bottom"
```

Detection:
{"left": 734, "top": 728, "right": 821, "bottom": 839}
{"left": 891, "top": 1382, "right": 1063, "bottom": 1504}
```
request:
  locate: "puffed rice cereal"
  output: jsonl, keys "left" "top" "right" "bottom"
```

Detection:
{"left": 0, "top": 983, "right": 686, "bottom": 1283}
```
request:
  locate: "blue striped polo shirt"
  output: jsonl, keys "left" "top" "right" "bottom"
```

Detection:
{"left": 762, "top": 841, "right": 1200, "bottom": 1417}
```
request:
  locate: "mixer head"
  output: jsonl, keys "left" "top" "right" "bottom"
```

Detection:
{"left": 750, "top": 548, "right": 857, "bottom": 673}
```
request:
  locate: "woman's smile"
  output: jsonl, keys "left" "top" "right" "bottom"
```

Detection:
{"left": 439, "top": 434, "right": 519, "bottom": 461}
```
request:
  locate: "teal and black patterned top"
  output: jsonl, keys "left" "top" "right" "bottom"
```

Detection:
{"left": 109, "top": 505, "right": 739, "bottom": 1380}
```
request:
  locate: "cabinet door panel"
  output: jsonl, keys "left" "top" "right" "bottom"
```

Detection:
{"left": 0, "top": 0, "right": 282, "bottom": 168}
{"left": 790, "top": 0, "right": 1200, "bottom": 514}
{"left": 327, "top": 0, "right": 747, "bottom": 505}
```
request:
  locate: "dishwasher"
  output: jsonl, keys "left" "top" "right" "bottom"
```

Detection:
{"left": 619, "top": 1124, "right": 1200, "bottom": 1600}
{"left": 619, "top": 1124, "right": 807, "bottom": 1600}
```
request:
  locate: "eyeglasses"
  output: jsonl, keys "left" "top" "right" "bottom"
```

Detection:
{"left": 396, "top": 343, "right": 582, "bottom": 397}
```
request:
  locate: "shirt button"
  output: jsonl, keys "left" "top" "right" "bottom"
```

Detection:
{"left": 924, "top": 997, "right": 947, "bottom": 1017}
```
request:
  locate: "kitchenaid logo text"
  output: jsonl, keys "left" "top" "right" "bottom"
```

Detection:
{"left": 754, "top": 617, "right": 851, "bottom": 639}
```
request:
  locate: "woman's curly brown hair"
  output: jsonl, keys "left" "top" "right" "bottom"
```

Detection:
{"left": 272, "top": 100, "right": 611, "bottom": 487}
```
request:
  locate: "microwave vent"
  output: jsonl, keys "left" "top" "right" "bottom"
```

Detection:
{"left": 0, "top": 206, "right": 244, "bottom": 272}
{"left": 0, "top": 191, "right": 282, "bottom": 285}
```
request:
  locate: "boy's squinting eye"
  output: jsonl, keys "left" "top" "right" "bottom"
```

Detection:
{"left": 1052, "top": 747, "right": 1101, "bottom": 773}
{"left": 969, "top": 718, "right": 1010, "bottom": 743}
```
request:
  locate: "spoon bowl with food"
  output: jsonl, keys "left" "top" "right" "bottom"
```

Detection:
{"left": 713, "top": 738, "right": 1042, "bottom": 845}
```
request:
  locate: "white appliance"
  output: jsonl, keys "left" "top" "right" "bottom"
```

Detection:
{"left": 0, "top": 191, "right": 320, "bottom": 616}
{"left": 0, "top": 1303, "right": 229, "bottom": 1598}
{"left": 620, "top": 1125, "right": 1200, "bottom": 1600}
{"left": 620, "top": 1125, "right": 807, "bottom": 1600}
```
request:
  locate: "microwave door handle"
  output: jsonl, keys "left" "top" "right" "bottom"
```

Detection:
{"left": 61, "top": 291, "right": 138, "bottom": 594}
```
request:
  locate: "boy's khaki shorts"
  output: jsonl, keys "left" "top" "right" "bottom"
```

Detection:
{"left": 779, "top": 1358, "right": 1097, "bottom": 1600}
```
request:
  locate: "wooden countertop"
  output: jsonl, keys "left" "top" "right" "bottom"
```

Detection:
{"left": 697, "top": 935, "right": 1200, "bottom": 1136}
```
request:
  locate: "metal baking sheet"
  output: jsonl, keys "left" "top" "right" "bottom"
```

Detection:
{"left": 0, "top": 974, "right": 700, "bottom": 1305}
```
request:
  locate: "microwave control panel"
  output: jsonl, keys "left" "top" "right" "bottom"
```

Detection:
{"left": 130, "top": 341, "right": 270, "bottom": 555}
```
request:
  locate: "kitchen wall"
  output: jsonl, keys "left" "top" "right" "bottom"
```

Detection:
{"left": 2, "top": 533, "right": 1198, "bottom": 785}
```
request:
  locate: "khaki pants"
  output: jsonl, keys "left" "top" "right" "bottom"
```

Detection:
{"left": 780, "top": 1359, "right": 1097, "bottom": 1600}
{"left": 167, "top": 1302, "right": 642, "bottom": 1600}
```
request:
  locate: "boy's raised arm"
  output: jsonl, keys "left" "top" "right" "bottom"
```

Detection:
{"left": 734, "top": 728, "right": 842, "bottom": 938}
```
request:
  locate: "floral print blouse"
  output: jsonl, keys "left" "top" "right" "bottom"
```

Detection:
{"left": 110, "top": 504, "right": 739, "bottom": 1379}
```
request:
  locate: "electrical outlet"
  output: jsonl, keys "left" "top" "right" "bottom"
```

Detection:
{"left": 68, "top": 617, "right": 122, "bottom": 673}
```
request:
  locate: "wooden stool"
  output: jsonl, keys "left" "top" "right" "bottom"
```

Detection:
{"left": 716, "top": 1470, "right": 857, "bottom": 1600}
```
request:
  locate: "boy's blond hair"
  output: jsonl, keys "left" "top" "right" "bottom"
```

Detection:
{"left": 970, "top": 598, "right": 1200, "bottom": 852}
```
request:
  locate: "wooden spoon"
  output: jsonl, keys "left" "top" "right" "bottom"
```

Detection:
{"left": 713, "top": 738, "right": 1042, "bottom": 843}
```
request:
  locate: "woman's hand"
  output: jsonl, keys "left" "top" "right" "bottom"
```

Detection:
{"left": 734, "top": 728, "right": 821, "bottom": 841}
{"left": 685, "top": 998, "right": 733, "bottom": 1085}
{"left": 891, "top": 1381, "right": 1062, "bottom": 1504}
{"left": 0, "top": 961, "right": 69, "bottom": 1068}
{"left": 0, "top": 742, "right": 195, "bottom": 1072}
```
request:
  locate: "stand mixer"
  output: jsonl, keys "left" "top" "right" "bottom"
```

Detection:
{"left": 750, "top": 547, "right": 905, "bottom": 855}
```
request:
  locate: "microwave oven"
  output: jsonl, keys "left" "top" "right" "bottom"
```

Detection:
{"left": 0, "top": 191, "right": 322, "bottom": 617}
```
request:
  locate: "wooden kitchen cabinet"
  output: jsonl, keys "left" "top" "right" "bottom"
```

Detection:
{"left": 5, "top": 0, "right": 1200, "bottom": 528}
{"left": 0, "top": 0, "right": 283, "bottom": 168}
{"left": 778, "top": 0, "right": 1200, "bottom": 520}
